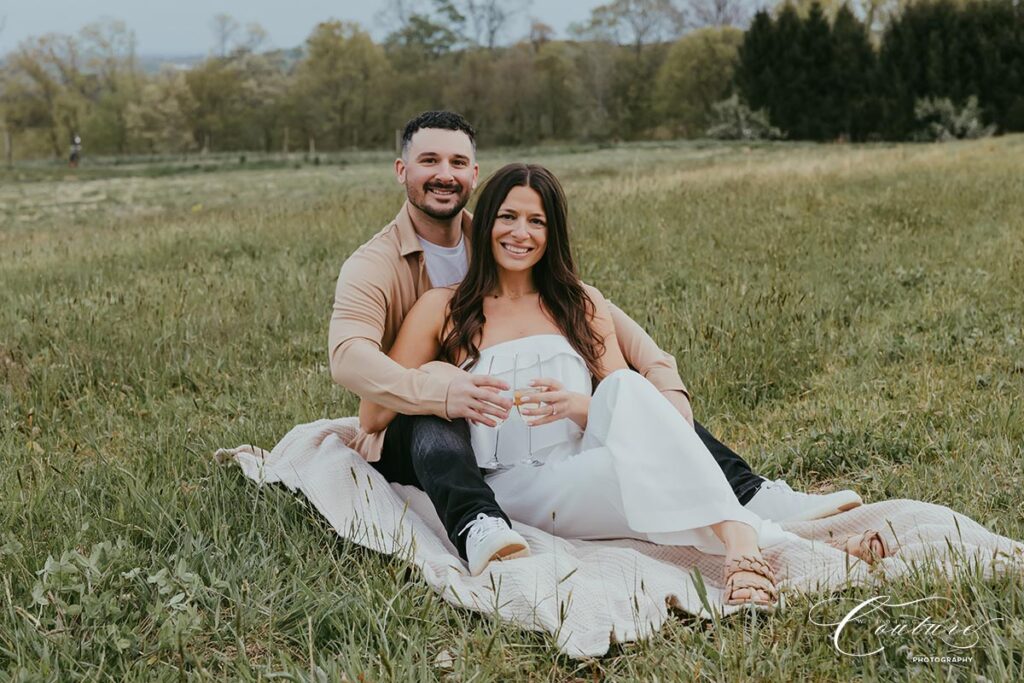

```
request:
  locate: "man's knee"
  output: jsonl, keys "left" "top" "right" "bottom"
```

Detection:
{"left": 408, "top": 416, "right": 475, "bottom": 469}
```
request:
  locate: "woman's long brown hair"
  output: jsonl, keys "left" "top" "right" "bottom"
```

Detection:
{"left": 440, "top": 163, "right": 606, "bottom": 378}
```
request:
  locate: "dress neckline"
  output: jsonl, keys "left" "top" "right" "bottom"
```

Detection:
{"left": 477, "top": 333, "right": 572, "bottom": 355}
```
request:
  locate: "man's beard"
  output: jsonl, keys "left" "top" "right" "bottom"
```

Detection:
{"left": 409, "top": 181, "right": 470, "bottom": 220}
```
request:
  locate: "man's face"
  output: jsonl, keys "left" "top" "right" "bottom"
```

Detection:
{"left": 395, "top": 128, "right": 479, "bottom": 220}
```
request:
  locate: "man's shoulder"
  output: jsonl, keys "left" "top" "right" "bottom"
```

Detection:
{"left": 581, "top": 282, "right": 609, "bottom": 306}
{"left": 354, "top": 221, "right": 405, "bottom": 260}
{"left": 339, "top": 221, "right": 406, "bottom": 275}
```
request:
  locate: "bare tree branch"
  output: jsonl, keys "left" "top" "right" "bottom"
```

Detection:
{"left": 574, "top": 1, "right": 686, "bottom": 53}
{"left": 461, "top": 0, "right": 530, "bottom": 49}
{"left": 687, "top": 0, "right": 751, "bottom": 27}
{"left": 210, "top": 14, "right": 239, "bottom": 58}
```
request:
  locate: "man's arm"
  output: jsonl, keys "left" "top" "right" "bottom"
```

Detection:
{"left": 328, "top": 251, "right": 451, "bottom": 418}
{"left": 606, "top": 301, "right": 694, "bottom": 426}
{"left": 358, "top": 290, "right": 512, "bottom": 433}
{"left": 329, "top": 250, "right": 512, "bottom": 427}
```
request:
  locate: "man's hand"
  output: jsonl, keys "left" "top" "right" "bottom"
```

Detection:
{"left": 662, "top": 390, "right": 694, "bottom": 427}
{"left": 445, "top": 374, "right": 512, "bottom": 427}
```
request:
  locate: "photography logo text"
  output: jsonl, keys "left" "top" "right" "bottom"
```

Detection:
{"left": 809, "top": 595, "right": 1001, "bottom": 662}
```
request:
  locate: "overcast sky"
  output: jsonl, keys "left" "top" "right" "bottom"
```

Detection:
{"left": 0, "top": 1, "right": 602, "bottom": 56}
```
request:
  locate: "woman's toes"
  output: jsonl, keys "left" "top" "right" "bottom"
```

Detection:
{"left": 845, "top": 533, "right": 866, "bottom": 558}
{"left": 842, "top": 531, "right": 886, "bottom": 562}
{"left": 727, "top": 571, "right": 774, "bottom": 604}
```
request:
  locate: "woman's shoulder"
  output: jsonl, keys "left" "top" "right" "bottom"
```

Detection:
{"left": 418, "top": 286, "right": 457, "bottom": 307}
{"left": 405, "top": 287, "right": 456, "bottom": 331}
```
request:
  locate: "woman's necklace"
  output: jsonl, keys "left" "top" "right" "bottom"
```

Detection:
{"left": 491, "top": 290, "right": 538, "bottom": 300}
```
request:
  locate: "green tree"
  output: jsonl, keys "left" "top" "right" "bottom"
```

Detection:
{"left": 78, "top": 20, "right": 142, "bottom": 154}
{"left": 532, "top": 41, "right": 584, "bottom": 140}
{"left": 735, "top": 10, "right": 778, "bottom": 119}
{"left": 796, "top": 1, "right": 835, "bottom": 139}
{"left": 184, "top": 56, "right": 246, "bottom": 152}
{"left": 382, "top": 1, "right": 467, "bottom": 137}
{"left": 830, "top": 4, "right": 877, "bottom": 140}
{"left": 125, "top": 69, "right": 195, "bottom": 153}
{"left": 655, "top": 26, "right": 744, "bottom": 137}
{"left": 5, "top": 34, "right": 90, "bottom": 157}
{"left": 769, "top": 3, "right": 807, "bottom": 137}
{"left": 294, "top": 21, "right": 393, "bottom": 150}
{"left": 565, "top": 39, "right": 618, "bottom": 139}
{"left": 877, "top": 0, "right": 1024, "bottom": 138}
{"left": 235, "top": 51, "right": 291, "bottom": 152}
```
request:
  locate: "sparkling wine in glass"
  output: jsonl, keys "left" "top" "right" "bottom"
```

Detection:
{"left": 514, "top": 352, "right": 545, "bottom": 467}
{"left": 480, "top": 355, "right": 511, "bottom": 471}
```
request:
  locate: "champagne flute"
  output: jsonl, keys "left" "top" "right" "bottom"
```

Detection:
{"left": 480, "top": 355, "right": 511, "bottom": 471}
{"left": 514, "top": 352, "right": 545, "bottom": 467}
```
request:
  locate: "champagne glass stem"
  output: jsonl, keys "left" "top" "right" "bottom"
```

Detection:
{"left": 482, "top": 355, "right": 509, "bottom": 471}
{"left": 493, "top": 415, "right": 502, "bottom": 465}
{"left": 516, "top": 352, "right": 544, "bottom": 467}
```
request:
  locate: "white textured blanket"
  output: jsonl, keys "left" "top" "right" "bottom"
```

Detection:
{"left": 215, "top": 417, "right": 1024, "bottom": 658}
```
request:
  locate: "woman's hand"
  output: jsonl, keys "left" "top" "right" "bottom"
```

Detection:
{"left": 518, "top": 377, "right": 589, "bottom": 429}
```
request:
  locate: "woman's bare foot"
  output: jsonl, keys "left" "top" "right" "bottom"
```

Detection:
{"left": 712, "top": 520, "right": 777, "bottom": 606}
{"left": 723, "top": 552, "right": 777, "bottom": 606}
{"left": 831, "top": 529, "right": 888, "bottom": 564}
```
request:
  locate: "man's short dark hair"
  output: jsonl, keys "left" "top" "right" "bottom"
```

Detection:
{"left": 401, "top": 111, "right": 476, "bottom": 157}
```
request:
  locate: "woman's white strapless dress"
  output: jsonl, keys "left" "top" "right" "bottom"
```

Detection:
{"left": 468, "top": 334, "right": 793, "bottom": 554}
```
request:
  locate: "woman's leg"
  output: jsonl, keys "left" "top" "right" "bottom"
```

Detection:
{"left": 711, "top": 520, "right": 776, "bottom": 604}
{"left": 581, "top": 369, "right": 776, "bottom": 550}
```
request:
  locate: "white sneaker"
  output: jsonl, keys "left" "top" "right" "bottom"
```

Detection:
{"left": 745, "top": 479, "right": 863, "bottom": 523}
{"left": 461, "top": 513, "right": 530, "bottom": 576}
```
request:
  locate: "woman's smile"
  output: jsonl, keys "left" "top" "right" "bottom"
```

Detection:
{"left": 500, "top": 242, "right": 535, "bottom": 257}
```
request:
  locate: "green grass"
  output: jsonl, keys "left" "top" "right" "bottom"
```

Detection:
{"left": 2, "top": 137, "right": 1023, "bottom": 681}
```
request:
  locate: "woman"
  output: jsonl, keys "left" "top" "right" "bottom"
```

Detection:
{"left": 360, "top": 163, "right": 885, "bottom": 606}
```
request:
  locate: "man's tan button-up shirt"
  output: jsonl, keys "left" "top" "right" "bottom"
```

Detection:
{"left": 329, "top": 201, "right": 689, "bottom": 461}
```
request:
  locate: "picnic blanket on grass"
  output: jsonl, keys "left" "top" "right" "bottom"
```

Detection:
{"left": 215, "top": 417, "right": 1024, "bottom": 658}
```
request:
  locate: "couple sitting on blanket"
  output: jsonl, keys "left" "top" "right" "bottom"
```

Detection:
{"left": 329, "top": 111, "right": 883, "bottom": 607}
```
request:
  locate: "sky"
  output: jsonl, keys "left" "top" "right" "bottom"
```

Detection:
{"left": 0, "top": 0, "right": 602, "bottom": 56}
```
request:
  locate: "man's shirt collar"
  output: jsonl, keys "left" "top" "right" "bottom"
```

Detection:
{"left": 395, "top": 201, "right": 474, "bottom": 257}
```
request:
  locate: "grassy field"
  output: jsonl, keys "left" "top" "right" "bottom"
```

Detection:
{"left": 2, "top": 137, "right": 1023, "bottom": 681}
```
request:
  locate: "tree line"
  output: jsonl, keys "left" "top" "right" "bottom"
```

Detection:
{"left": 737, "top": 0, "right": 1024, "bottom": 141}
{"left": 1, "top": 0, "right": 1022, "bottom": 162}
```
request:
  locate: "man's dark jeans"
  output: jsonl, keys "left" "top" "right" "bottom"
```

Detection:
{"left": 693, "top": 421, "right": 764, "bottom": 505}
{"left": 371, "top": 414, "right": 765, "bottom": 559}
{"left": 371, "top": 414, "right": 508, "bottom": 559}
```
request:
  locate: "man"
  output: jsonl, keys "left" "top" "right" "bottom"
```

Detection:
{"left": 329, "top": 111, "right": 861, "bottom": 575}
{"left": 69, "top": 134, "right": 82, "bottom": 168}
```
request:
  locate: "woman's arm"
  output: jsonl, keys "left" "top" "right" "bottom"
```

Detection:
{"left": 358, "top": 288, "right": 451, "bottom": 433}
{"left": 521, "top": 285, "right": 628, "bottom": 430}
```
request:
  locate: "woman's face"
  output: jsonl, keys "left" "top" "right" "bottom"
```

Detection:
{"left": 490, "top": 185, "right": 548, "bottom": 274}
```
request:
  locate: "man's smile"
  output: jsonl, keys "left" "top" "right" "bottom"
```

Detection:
{"left": 426, "top": 184, "right": 461, "bottom": 199}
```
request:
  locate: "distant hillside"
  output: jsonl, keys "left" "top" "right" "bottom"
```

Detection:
{"left": 136, "top": 46, "right": 304, "bottom": 73}
{"left": 136, "top": 53, "right": 206, "bottom": 73}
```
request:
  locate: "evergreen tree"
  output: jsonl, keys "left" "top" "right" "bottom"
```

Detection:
{"left": 771, "top": 3, "right": 807, "bottom": 137}
{"left": 735, "top": 10, "right": 777, "bottom": 116}
{"left": 797, "top": 2, "right": 835, "bottom": 139}
{"left": 830, "top": 4, "right": 876, "bottom": 140}
{"left": 877, "top": 6, "right": 914, "bottom": 137}
{"left": 878, "top": 0, "right": 1024, "bottom": 138}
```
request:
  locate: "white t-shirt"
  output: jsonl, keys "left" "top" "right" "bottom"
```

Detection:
{"left": 418, "top": 235, "right": 469, "bottom": 288}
